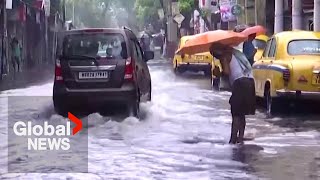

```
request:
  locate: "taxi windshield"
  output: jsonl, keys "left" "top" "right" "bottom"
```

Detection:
{"left": 288, "top": 40, "right": 320, "bottom": 55}
{"left": 252, "top": 39, "right": 267, "bottom": 50}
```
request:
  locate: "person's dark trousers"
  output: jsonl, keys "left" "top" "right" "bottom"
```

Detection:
{"left": 229, "top": 77, "right": 256, "bottom": 144}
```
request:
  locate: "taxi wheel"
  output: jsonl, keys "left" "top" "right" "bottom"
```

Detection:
{"left": 204, "top": 69, "right": 211, "bottom": 77}
{"left": 174, "top": 66, "right": 183, "bottom": 74}
{"left": 265, "top": 89, "right": 272, "bottom": 116}
{"left": 211, "top": 77, "right": 221, "bottom": 91}
{"left": 264, "top": 88, "right": 277, "bottom": 116}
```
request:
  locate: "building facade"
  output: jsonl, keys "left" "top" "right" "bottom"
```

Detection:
{"left": 237, "top": 0, "right": 319, "bottom": 35}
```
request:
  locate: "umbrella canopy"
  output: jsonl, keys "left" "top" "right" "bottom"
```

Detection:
{"left": 176, "top": 30, "right": 248, "bottom": 55}
{"left": 241, "top": 25, "right": 266, "bottom": 36}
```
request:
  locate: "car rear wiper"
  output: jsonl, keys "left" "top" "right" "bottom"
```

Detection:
{"left": 61, "top": 54, "right": 99, "bottom": 65}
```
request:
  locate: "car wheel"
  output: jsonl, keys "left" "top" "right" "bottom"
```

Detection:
{"left": 148, "top": 83, "right": 152, "bottom": 101}
{"left": 211, "top": 76, "right": 221, "bottom": 91}
{"left": 127, "top": 94, "right": 140, "bottom": 118}
{"left": 204, "top": 69, "right": 211, "bottom": 77}
{"left": 53, "top": 98, "right": 68, "bottom": 117}
{"left": 264, "top": 88, "right": 273, "bottom": 116}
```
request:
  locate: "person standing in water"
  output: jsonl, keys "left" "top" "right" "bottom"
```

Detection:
{"left": 210, "top": 43, "right": 256, "bottom": 144}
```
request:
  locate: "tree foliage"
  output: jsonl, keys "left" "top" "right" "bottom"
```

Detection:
{"left": 178, "top": 0, "right": 194, "bottom": 13}
{"left": 135, "top": 0, "right": 162, "bottom": 29}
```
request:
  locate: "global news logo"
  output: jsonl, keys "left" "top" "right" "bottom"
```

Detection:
{"left": 12, "top": 113, "right": 82, "bottom": 151}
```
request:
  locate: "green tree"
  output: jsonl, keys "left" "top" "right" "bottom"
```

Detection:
{"left": 135, "top": 0, "right": 162, "bottom": 30}
{"left": 178, "top": 0, "right": 194, "bottom": 13}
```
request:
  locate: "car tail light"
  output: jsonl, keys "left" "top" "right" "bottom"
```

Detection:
{"left": 55, "top": 59, "right": 63, "bottom": 82}
{"left": 124, "top": 57, "right": 134, "bottom": 81}
{"left": 283, "top": 69, "right": 290, "bottom": 82}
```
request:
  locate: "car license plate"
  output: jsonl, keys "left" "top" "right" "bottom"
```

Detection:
{"left": 79, "top": 71, "right": 109, "bottom": 79}
{"left": 195, "top": 56, "right": 204, "bottom": 60}
{"left": 312, "top": 74, "right": 320, "bottom": 85}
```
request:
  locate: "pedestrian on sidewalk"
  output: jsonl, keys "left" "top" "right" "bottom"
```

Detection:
{"left": 209, "top": 43, "right": 256, "bottom": 144}
{"left": 11, "top": 37, "right": 22, "bottom": 72}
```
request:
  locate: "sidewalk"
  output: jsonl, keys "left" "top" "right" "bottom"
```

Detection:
{"left": 0, "top": 64, "right": 54, "bottom": 92}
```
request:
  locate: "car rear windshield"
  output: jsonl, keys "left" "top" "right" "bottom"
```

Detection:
{"left": 62, "top": 33, "right": 127, "bottom": 59}
{"left": 252, "top": 39, "right": 266, "bottom": 50}
{"left": 288, "top": 40, "right": 320, "bottom": 55}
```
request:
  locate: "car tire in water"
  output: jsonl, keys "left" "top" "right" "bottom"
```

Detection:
{"left": 53, "top": 98, "right": 68, "bottom": 117}
{"left": 127, "top": 93, "right": 140, "bottom": 118}
{"left": 204, "top": 69, "right": 211, "bottom": 77}
{"left": 264, "top": 87, "right": 277, "bottom": 117}
{"left": 148, "top": 83, "right": 152, "bottom": 101}
{"left": 211, "top": 76, "right": 221, "bottom": 91}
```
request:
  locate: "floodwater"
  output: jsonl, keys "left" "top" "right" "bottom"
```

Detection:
{"left": 0, "top": 59, "right": 319, "bottom": 180}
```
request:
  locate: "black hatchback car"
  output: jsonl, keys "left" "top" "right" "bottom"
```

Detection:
{"left": 53, "top": 27, "right": 154, "bottom": 117}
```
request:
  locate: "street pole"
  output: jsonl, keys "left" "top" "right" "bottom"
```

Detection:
{"left": 72, "top": 0, "right": 75, "bottom": 25}
{"left": 1, "top": 0, "right": 4, "bottom": 78}
{"left": 4, "top": 0, "right": 8, "bottom": 74}
{"left": 314, "top": 0, "right": 320, "bottom": 31}
{"left": 274, "top": 0, "right": 284, "bottom": 33}
{"left": 62, "top": 0, "right": 66, "bottom": 23}
{"left": 292, "top": 0, "right": 302, "bottom": 30}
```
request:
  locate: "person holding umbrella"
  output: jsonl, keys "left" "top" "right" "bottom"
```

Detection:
{"left": 209, "top": 43, "right": 255, "bottom": 144}
{"left": 177, "top": 30, "right": 256, "bottom": 144}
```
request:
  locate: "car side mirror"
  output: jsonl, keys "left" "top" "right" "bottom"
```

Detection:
{"left": 144, "top": 51, "right": 154, "bottom": 61}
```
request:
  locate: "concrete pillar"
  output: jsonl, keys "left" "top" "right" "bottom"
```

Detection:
{"left": 292, "top": 0, "right": 303, "bottom": 30}
{"left": 255, "top": 0, "right": 266, "bottom": 27}
{"left": 274, "top": 0, "right": 284, "bottom": 33}
{"left": 237, "top": 0, "right": 246, "bottom": 25}
{"left": 245, "top": 0, "right": 256, "bottom": 26}
{"left": 315, "top": 0, "right": 320, "bottom": 31}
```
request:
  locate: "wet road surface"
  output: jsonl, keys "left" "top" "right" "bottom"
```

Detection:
{"left": 0, "top": 59, "right": 319, "bottom": 180}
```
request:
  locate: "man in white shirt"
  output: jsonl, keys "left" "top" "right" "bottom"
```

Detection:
{"left": 210, "top": 43, "right": 256, "bottom": 144}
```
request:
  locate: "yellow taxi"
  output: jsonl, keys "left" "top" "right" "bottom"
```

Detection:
{"left": 252, "top": 34, "right": 268, "bottom": 61}
{"left": 253, "top": 31, "right": 320, "bottom": 114}
{"left": 173, "top": 35, "right": 213, "bottom": 76}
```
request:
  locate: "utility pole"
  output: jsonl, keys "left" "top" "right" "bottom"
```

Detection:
{"left": 4, "top": 0, "right": 8, "bottom": 74}
{"left": 72, "top": 0, "right": 75, "bottom": 25}
{"left": 314, "top": 0, "right": 320, "bottom": 31}
{"left": 274, "top": 0, "right": 284, "bottom": 33}
{"left": 62, "top": 0, "right": 66, "bottom": 24}
{"left": 292, "top": 0, "right": 302, "bottom": 30}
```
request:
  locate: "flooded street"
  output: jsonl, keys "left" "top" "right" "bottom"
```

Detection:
{"left": 0, "top": 59, "right": 319, "bottom": 180}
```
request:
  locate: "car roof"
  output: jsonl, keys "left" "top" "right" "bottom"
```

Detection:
{"left": 255, "top": 35, "right": 268, "bottom": 41}
{"left": 274, "top": 30, "right": 320, "bottom": 41}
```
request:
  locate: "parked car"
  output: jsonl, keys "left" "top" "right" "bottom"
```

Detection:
{"left": 53, "top": 27, "right": 154, "bottom": 118}
{"left": 252, "top": 34, "right": 268, "bottom": 61}
{"left": 173, "top": 35, "right": 213, "bottom": 76}
{"left": 253, "top": 30, "right": 320, "bottom": 114}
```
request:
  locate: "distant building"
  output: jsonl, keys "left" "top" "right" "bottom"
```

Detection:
{"left": 237, "top": 0, "right": 317, "bottom": 35}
